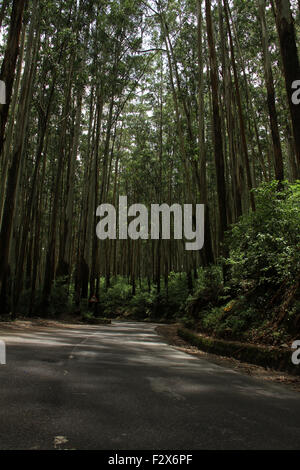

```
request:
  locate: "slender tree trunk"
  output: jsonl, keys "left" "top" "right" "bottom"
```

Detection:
{"left": 0, "top": 23, "right": 26, "bottom": 225}
{"left": 0, "top": 2, "right": 37, "bottom": 312}
{"left": 273, "top": 0, "right": 300, "bottom": 175}
{"left": 205, "top": 0, "right": 228, "bottom": 243}
{"left": 223, "top": 0, "right": 255, "bottom": 211}
{"left": 0, "top": 0, "right": 26, "bottom": 158}
{"left": 42, "top": 59, "right": 73, "bottom": 306}
{"left": 259, "top": 0, "right": 284, "bottom": 182}
{"left": 197, "top": 0, "right": 214, "bottom": 265}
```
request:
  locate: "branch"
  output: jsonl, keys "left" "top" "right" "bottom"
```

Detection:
{"left": 135, "top": 48, "right": 167, "bottom": 53}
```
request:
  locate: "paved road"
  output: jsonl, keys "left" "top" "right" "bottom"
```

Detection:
{"left": 0, "top": 321, "right": 300, "bottom": 450}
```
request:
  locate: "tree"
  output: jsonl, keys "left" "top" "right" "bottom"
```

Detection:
{"left": 0, "top": 0, "right": 27, "bottom": 157}
{"left": 258, "top": 0, "right": 284, "bottom": 182}
{"left": 273, "top": 0, "right": 300, "bottom": 176}
{"left": 205, "top": 0, "right": 228, "bottom": 243}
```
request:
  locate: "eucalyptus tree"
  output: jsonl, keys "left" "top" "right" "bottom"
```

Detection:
{"left": 273, "top": 0, "right": 300, "bottom": 176}
{"left": 0, "top": 0, "right": 27, "bottom": 158}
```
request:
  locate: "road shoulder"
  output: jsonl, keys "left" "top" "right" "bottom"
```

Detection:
{"left": 156, "top": 324, "right": 300, "bottom": 393}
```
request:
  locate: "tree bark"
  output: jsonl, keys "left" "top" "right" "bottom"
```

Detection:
{"left": 259, "top": 0, "right": 284, "bottom": 182}
{"left": 205, "top": 0, "right": 228, "bottom": 243}
{"left": 273, "top": 0, "right": 300, "bottom": 175}
{"left": 0, "top": 0, "right": 26, "bottom": 158}
{"left": 223, "top": 0, "right": 255, "bottom": 211}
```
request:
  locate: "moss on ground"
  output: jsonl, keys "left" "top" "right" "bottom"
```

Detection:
{"left": 178, "top": 327, "right": 298, "bottom": 375}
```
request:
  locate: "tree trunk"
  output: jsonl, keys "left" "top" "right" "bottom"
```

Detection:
{"left": 197, "top": 0, "right": 214, "bottom": 265}
{"left": 259, "top": 0, "right": 284, "bottom": 182}
{"left": 273, "top": 0, "right": 300, "bottom": 175}
{"left": 223, "top": 0, "right": 255, "bottom": 211}
{"left": 0, "top": 0, "right": 26, "bottom": 158}
{"left": 205, "top": 0, "right": 228, "bottom": 243}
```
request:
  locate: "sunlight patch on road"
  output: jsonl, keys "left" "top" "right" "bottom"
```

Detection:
{"left": 148, "top": 376, "right": 186, "bottom": 401}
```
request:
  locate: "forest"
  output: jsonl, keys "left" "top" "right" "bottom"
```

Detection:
{"left": 0, "top": 0, "right": 299, "bottom": 348}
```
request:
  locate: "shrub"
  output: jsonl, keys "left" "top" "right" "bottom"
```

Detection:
{"left": 226, "top": 181, "right": 300, "bottom": 291}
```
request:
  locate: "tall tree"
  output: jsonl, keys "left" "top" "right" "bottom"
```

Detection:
{"left": 258, "top": 0, "right": 284, "bottom": 182}
{"left": 205, "top": 0, "right": 228, "bottom": 243}
{"left": 273, "top": 0, "right": 300, "bottom": 176}
{"left": 0, "top": 0, "right": 27, "bottom": 157}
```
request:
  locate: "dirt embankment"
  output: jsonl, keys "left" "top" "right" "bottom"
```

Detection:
{"left": 156, "top": 324, "right": 300, "bottom": 392}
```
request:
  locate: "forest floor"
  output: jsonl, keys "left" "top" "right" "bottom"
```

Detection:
{"left": 156, "top": 324, "right": 300, "bottom": 393}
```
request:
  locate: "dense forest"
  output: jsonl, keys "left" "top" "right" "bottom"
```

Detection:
{"left": 0, "top": 0, "right": 299, "bottom": 346}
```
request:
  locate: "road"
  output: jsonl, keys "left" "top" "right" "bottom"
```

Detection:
{"left": 0, "top": 321, "right": 300, "bottom": 450}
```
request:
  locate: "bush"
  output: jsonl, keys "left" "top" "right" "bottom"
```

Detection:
{"left": 180, "top": 181, "right": 300, "bottom": 345}
{"left": 226, "top": 181, "right": 300, "bottom": 291}
{"left": 184, "top": 266, "right": 224, "bottom": 320}
{"left": 128, "top": 290, "right": 155, "bottom": 319}
{"left": 99, "top": 276, "right": 132, "bottom": 317}
{"left": 97, "top": 272, "right": 189, "bottom": 321}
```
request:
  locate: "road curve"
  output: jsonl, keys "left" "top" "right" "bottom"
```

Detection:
{"left": 0, "top": 321, "right": 300, "bottom": 450}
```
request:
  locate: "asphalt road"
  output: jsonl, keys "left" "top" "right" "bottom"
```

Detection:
{"left": 0, "top": 321, "right": 300, "bottom": 450}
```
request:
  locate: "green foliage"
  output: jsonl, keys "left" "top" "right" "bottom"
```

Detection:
{"left": 128, "top": 290, "right": 156, "bottom": 319}
{"left": 181, "top": 182, "right": 300, "bottom": 345}
{"left": 99, "top": 277, "right": 133, "bottom": 317}
{"left": 97, "top": 272, "right": 189, "bottom": 321}
{"left": 184, "top": 266, "right": 224, "bottom": 318}
{"left": 200, "top": 307, "right": 224, "bottom": 333}
{"left": 226, "top": 181, "right": 300, "bottom": 290}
